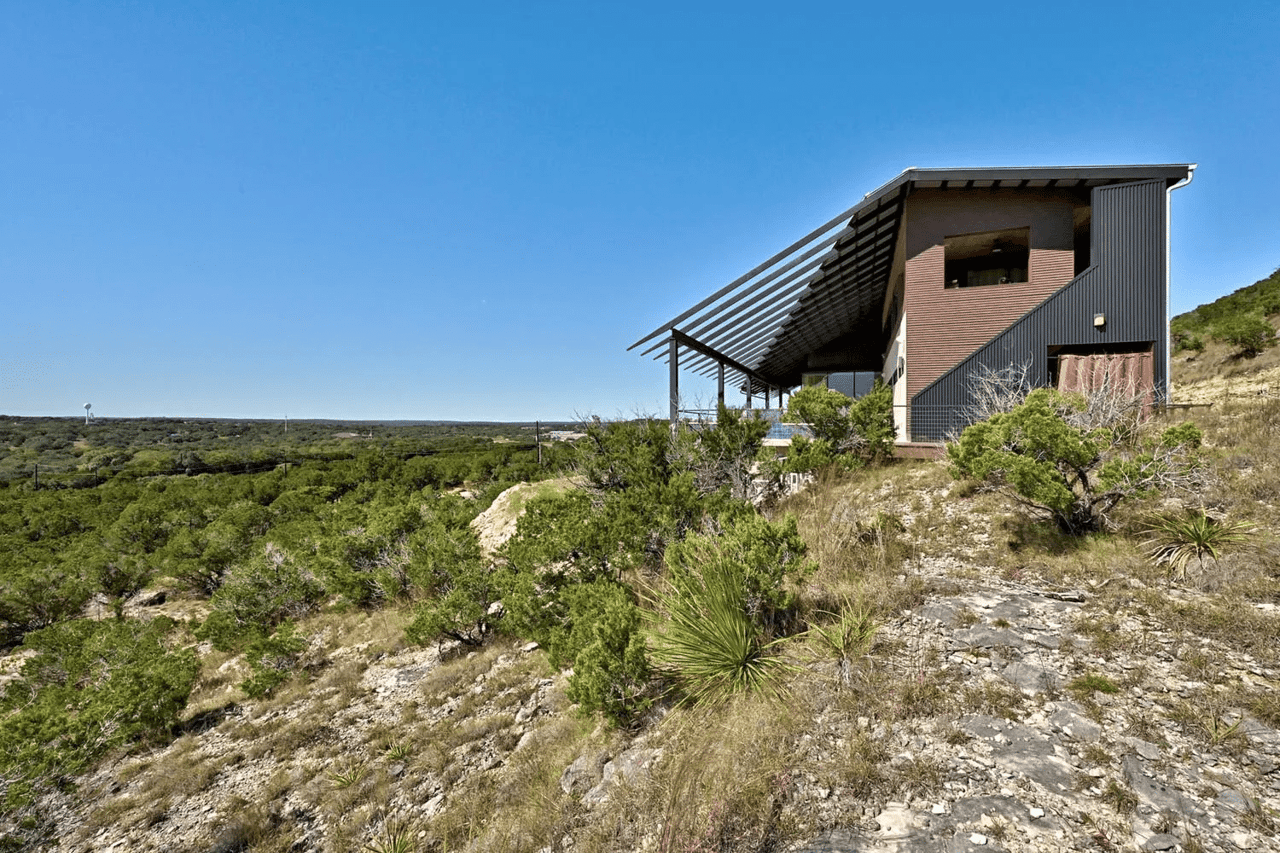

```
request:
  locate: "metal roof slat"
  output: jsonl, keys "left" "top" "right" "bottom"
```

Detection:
{"left": 629, "top": 201, "right": 874, "bottom": 352}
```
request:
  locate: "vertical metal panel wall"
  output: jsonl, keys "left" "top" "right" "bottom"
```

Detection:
{"left": 910, "top": 179, "right": 1169, "bottom": 441}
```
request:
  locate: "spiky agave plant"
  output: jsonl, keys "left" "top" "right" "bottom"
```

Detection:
{"left": 1142, "top": 510, "right": 1253, "bottom": 582}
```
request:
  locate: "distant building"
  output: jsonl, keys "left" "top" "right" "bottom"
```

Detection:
{"left": 632, "top": 164, "right": 1195, "bottom": 444}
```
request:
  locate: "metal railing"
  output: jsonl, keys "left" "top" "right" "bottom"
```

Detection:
{"left": 677, "top": 408, "right": 814, "bottom": 441}
{"left": 906, "top": 405, "right": 971, "bottom": 444}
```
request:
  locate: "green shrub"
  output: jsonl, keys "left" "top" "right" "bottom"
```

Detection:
{"left": 197, "top": 543, "right": 324, "bottom": 650}
{"left": 0, "top": 561, "right": 93, "bottom": 647}
{"left": 1172, "top": 332, "right": 1205, "bottom": 354}
{"left": 576, "top": 417, "right": 676, "bottom": 493}
{"left": 785, "top": 381, "right": 893, "bottom": 466}
{"left": 498, "top": 491, "right": 599, "bottom": 576}
{"left": 0, "top": 618, "right": 198, "bottom": 808}
{"left": 776, "top": 434, "right": 836, "bottom": 474}
{"left": 562, "top": 581, "right": 651, "bottom": 727}
{"left": 164, "top": 499, "right": 274, "bottom": 595}
{"left": 320, "top": 498, "right": 424, "bottom": 605}
{"left": 1211, "top": 313, "right": 1277, "bottom": 357}
{"left": 670, "top": 405, "right": 771, "bottom": 499}
{"left": 399, "top": 493, "right": 499, "bottom": 647}
{"left": 663, "top": 513, "right": 813, "bottom": 636}
{"left": 948, "top": 388, "right": 1203, "bottom": 534}
{"left": 241, "top": 622, "right": 308, "bottom": 697}
{"left": 848, "top": 381, "right": 896, "bottom": 463}
{"left": 404, "top": 560, "right": 500, "bottom": 647}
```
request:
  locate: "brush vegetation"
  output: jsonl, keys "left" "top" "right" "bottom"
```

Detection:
{"left": 1171, "top": 265, "right": 1280, "bottom": 357}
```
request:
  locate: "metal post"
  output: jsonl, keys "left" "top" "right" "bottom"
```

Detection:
{"left": 669, "top": 338, "right": 679, "bottom": 426}
{"left": 717, "top": 363, "right": 725, "bottom": 409}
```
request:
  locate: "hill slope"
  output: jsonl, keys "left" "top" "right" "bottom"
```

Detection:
{"left": 21, "top": 375, "right": 1280, "bottom": 853}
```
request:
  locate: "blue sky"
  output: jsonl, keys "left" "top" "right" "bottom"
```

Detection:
{"left": 4, "top": 1, "right": 1278, "bottom": 420}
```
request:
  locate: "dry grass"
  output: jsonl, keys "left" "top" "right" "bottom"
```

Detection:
{"left": 778, "top": 465, "right": 932, "bottom": 621}
{"left": 574, "top": 693, "right": 805, "bottom": 853}
{"left": 1181, "top": 396, "right": 1280, "bottom": 518}
{"left": 1137, "top": 592, "right": 1280, "bottom": 668}
{"left": 433, "top": 715, "right": 600, "bottom": 853}
{"left": 1171, "top": 332, "right": 1280, "bottom": 395}
{"left": 306, "top": 606, "right": 414, "bottom": 656}
{"left": 81, "top": 734, "right": 227, "bottom": 835}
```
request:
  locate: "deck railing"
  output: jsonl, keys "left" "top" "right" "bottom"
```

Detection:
{"left": 677, "top": 408, "right": 813, "bottom": 441}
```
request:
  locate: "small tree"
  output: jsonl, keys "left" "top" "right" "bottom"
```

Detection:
{"left": 784, "top": 381, "right": 894, "bottom": 468}
{"left": 1212, "top": 313, "right": 1277, "bottom": 357}
{"left": 669, "top": 404, "right": 771, "bottom": 501}
{"left": 948, "top": 388, "right": 1204, "bottom": 534}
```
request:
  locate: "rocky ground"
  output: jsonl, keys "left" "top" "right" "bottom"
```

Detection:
{"left": 791, "top": 566, "right": 1280, "bottom": 853}
{"left": 36, "top": 515, "right": 1279, "bottom": 853}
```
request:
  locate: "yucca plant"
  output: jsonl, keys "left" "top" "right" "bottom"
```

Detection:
{"left": 364, "top": 818, "right": 418, "bottom": 853}
{"left": 808, "top": 595, "right": 877, "bottom": 686}
{"left": 648, "top": 562, "right": 790, "bottom": 706}
{"left": 1142, "top": 510, "right": 1253, "bottom": 582}
{"left": 327, "top": 762, "right": 366, "bottom": 789}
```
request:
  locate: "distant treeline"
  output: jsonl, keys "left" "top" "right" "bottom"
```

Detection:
{"left": 0, "top": 416, "right": 576, "bottom": 488}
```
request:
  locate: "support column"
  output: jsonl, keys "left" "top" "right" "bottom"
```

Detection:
{"left": 669, "top": 338, "right": 679, "bottom": 426}
{"left": 717, "top": 363, "right": 725, "bottom": 409}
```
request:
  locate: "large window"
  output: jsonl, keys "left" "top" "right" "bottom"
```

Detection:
{"left": 944, "top": 227, "right": 1029, "bottom": 288}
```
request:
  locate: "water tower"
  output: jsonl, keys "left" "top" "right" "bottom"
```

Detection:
{"left": 84, "top": 403, "right": 92, "bottom": 425}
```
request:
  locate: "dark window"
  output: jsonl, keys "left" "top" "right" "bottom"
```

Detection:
{"left": 944, "top": 227, "right": 1029, "bottom": 288}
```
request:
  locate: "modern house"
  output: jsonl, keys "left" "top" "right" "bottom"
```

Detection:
{"left": 631, "top": 164, "right": 1195, "bottom": 445}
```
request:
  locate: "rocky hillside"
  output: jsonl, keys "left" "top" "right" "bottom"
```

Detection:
{"left": 12, "top": 380, "right": 1280, "bottom": 853}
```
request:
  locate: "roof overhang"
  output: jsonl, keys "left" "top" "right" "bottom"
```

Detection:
{"left": 632, "top": 164, "right": 1196, "bottom": 394}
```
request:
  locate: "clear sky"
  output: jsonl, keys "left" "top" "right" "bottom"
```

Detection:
{"left": 4, "top": 1, "right": 1278, "bottom": 421}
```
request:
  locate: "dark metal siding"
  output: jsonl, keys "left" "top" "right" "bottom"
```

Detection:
{"left": 910, "top": 179, "right": 1169, "bottom": 442}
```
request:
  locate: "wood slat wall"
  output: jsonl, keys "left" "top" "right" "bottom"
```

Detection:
{"left": 904, "top": 247, "right": 1073, "bottom": 402}
{"left": 901, "top": 189, "right": 1082, "bottom": 404}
